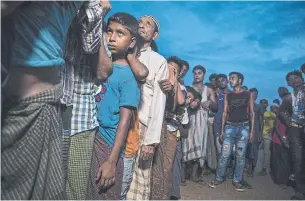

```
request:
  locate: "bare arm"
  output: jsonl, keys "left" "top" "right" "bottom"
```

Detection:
{"left": 249, "top": 93, "right": 255, "bottom": 141}
{"left": 127, "top": 56, "right": 149, "bottom": 82}
{"left": 274, "top": 118, "right": 281, "bottom": 136}
{"left": 176, "top": 84, "right": 185, "bottom": 105}
{"left": 221, "top": 93, "right": 228, "bottom": 138}
{"left": 279, "top": 111, "right": 290, "bottom": 127}
{"left": 167, "top": 82, "right": 185, "bottom": 112}
{"left": 108, "top": 107, "right": 133, "bottom": 163}
{"left": 96, "top": 35, "right": 112, "bottom": 81}
{"left": 207, "top": 87, "right": 217, "bottom": 111}
{"left": 96, "top": 107, "right": 133, "bottom": 188}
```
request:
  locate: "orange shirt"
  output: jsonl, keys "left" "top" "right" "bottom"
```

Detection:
{"left": 125, "top": 111, "right": 139, "bottom": 158}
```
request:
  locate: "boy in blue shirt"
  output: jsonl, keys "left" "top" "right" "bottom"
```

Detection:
{"left": 91, "top": 12, "right": 140, "bottom": 200}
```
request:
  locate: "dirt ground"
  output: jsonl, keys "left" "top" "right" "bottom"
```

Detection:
{"left": 181, "top": 173, "right": 294, "bottom": 200}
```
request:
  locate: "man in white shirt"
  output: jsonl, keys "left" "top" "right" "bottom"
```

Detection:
{"left": 127, "top": 15, "right": 169, "bottom": 200}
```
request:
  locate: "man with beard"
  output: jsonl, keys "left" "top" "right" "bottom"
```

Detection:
{"left": 209, "top": 72, "right": 255, "bottom": 192}
{"left": 127, "top": 15, "right": 169, "bottom": 200}
{"left": 286, "top": 70, "right": 305, "bottom": 200}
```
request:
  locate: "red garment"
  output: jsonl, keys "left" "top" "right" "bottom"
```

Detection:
{"left": 272, "top": 122, "right": 287, "bottom": 145}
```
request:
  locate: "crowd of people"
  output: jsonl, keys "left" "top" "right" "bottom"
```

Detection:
{"left": 1, "top": 1, "right": 305, "bottom": 200}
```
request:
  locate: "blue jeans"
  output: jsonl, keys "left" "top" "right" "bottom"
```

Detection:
{"left": 120, "top": 156, "right": 136, "bottom": 200}
{"left": 216, "top": 123, "right": 250, "bottom": 183}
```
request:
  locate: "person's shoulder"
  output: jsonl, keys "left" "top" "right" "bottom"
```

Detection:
{"left": 113, "top": 65, "right": 135, "bottom": 81}
{"left": 151, "top": 50, "right": 167, "bottom": 65}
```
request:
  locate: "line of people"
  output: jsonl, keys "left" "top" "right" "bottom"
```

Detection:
{"left": 1, "top": 1, "right": 305, "bottom": 200}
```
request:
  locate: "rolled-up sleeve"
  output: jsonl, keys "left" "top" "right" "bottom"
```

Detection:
{"left": 79, "top": 0, "right": 103, "bottom": 54}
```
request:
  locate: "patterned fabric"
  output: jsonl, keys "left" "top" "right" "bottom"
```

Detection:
{"left": 1, "top": 85, "right": 66, "bottom": 200}
{"left": 61, "top": 0, "right": 104, "bottom": 105}
{"left": 70, "top": 6, "right": 111, "bottom": 135}
{"left": 126, "top": 123, "right": 153, "bottom": 200}
{"left": 291, "top": 85, "right": 305, "bottom": 125}
{"left": 151, "top": 121, "right": 178, "bottom": 200}
{"left": 182, "top": 86, "right": 209, "bottom": 167}
{"left": 88, "top": 134, "right": 124, "bottom": 200}
{"left": 66, "top": 129, "right": 96, "bottom": 200}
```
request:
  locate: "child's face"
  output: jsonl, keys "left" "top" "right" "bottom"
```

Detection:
{"left": 190, "top": 99, "right": 200, "bottom": 109}
{"left": 186, "top": 91, "right": 195, "bottom": 105}
{"left": 168, "top": 61, "right": 180, "bottom": 84}
{"left": 106, "top": 21, "right": 136, "bottom": 55}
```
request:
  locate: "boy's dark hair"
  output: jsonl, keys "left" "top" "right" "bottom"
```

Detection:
{"left": 278, "top": 87, "right": 290, "bottom": 98}
{"left": 260, "top": 99, "right": 268, "bottom": 104}
{"left": 286, "top": 70, "right": 303, "bottom": 82}
{"left": 107, "top": 12, "right": 138, "bottom": 37}
{"left": 273, "top": 99, "right": 280, "bottom": 105}
{"left": 167, "top": 56, "right": 183, "bottom": 74}
{"left": 186, "top": 86, "right": 202, "bottom": 102}
{"left": 249, "top": 88, "right": 258, "bottom": 94}
{"left": 229, "top": 72, "right": 244, "bottom": 85}
{"left": 209, "top": 73, "right": 218, "bottom": 81}
{"left": 192, "top": 65, "right": 206, "bottom": 74}
{"left": 216, "top": 74, "right": 228, "bottom": 80}
{"left": 181, "top": 60, "right": 190, "bottom": 70}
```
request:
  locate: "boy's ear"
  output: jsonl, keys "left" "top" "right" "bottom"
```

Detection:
{"left": 129, "top": 37, "right": 137, "bottom": 49}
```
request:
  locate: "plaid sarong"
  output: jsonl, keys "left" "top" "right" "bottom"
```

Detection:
{"left": 87, "top": 134, "right": 124, "bottom": 200}
{"left": 126, "top": 123, "right": 153, "bottom": 200}
{"left": 66, "top": 128, "right": 97, "bottom": 200}
{"left": 1, "top": 85, "right": 66, "bottom": 200}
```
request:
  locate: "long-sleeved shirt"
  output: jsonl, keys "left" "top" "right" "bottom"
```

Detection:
{"left": 138, "top": 47, "right": 169, "bottom": 145}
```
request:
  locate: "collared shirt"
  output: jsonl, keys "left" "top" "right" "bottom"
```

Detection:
{"left": 67, "top": 1, "right": 111, "bottom": 135}
{"left": 138, "top": 47, "right": 169, "bottom": 145}
{"left": 291, "top": 84, "right": 305, "bottom": 125}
